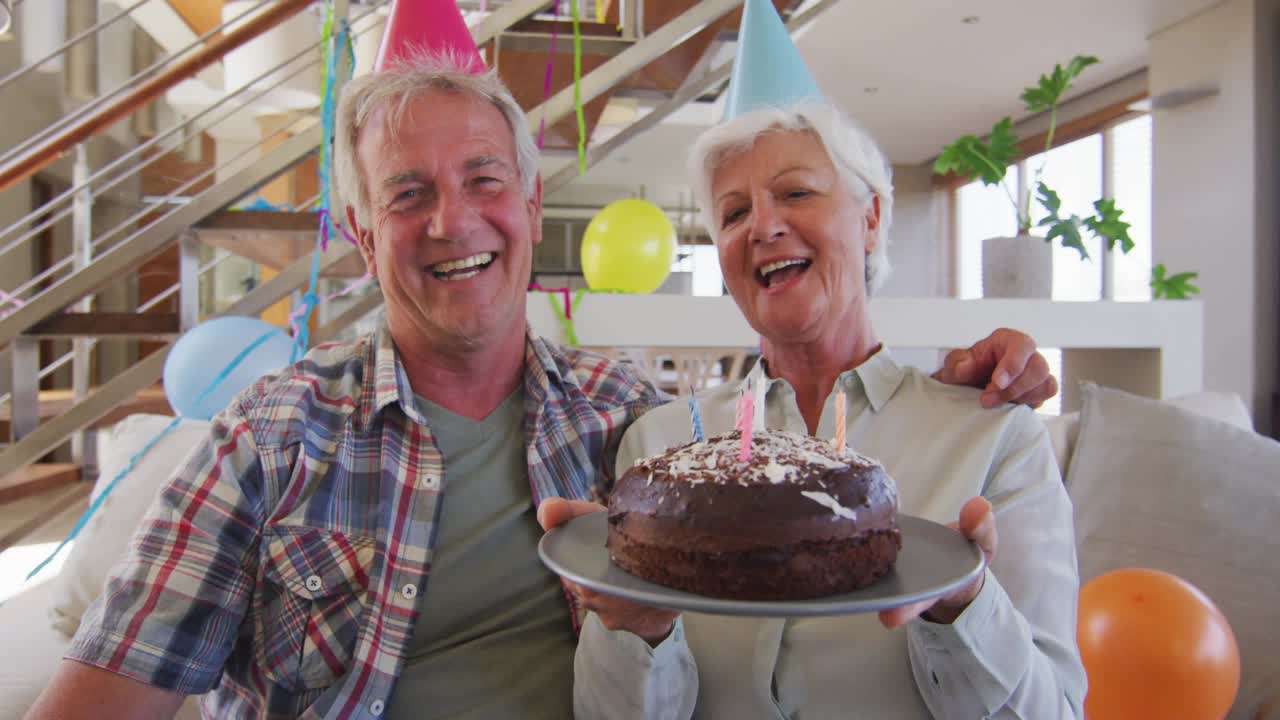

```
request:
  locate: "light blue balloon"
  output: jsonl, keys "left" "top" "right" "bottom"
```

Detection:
{"left": 722, "top": 0, "right": 823, "bottom": 121}
{"left": 163, "top": 316, "right": 295, "bottom": 420}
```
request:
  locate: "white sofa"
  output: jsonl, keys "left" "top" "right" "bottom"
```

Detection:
{"left": 1, "top": 386, "right": 1276, "bottom": 719}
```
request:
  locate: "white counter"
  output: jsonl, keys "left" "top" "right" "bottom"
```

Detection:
{"left": 527, "top": 294, "right": 1204, "bottom": 412}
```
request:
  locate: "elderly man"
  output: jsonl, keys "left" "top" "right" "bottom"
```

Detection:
{"left": 27, "top": 55, "right": 1054, "bottom": 720}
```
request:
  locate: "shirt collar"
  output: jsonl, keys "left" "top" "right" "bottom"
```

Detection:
{"left": 847, "top": 346, "right": 906, "bottom": 412}
{"left": 371, "top": 324, "right": 418, "bottom": 422}
{"left": 370, "top": 324, "right": 560, "bottom": 424}
{"left": 746, "top": 345, "right": 907, "bottom": 412}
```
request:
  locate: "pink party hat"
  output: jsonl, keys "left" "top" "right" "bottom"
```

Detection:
{"left": 374, "top": 0, "right": 487, "bottom": 73}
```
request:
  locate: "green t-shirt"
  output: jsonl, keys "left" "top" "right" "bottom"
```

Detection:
{"left": 385, "top": 389, "right": 575, "bottom": 719}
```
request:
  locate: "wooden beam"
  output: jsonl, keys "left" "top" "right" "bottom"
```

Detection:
{"left": 27, "top": 312, "right": 181, "bottom": 338}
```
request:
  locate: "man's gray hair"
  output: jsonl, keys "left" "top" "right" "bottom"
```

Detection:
{"left": 334, "top": 49, "right": 539, "bottom": 227}
{"left": 687, "top": 100, "right": 895, "bottom": 293}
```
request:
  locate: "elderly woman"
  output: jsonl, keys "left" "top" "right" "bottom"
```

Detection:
{"left": 548, "top": 100, "right": 1087, "bottom": 719}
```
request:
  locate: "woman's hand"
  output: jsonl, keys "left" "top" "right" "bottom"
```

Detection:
{"left": 934, "top": 328, "right": 1059, "bottom": 409}
{"left": 878, "top": 497, "right": 997, "bottom": 629}
{"left": 537, "top": 498, "right": 680, "bottom": 646}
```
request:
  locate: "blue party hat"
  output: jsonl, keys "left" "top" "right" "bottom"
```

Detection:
{"left": 723, "top": 0, "right": 822, "bottom": 120}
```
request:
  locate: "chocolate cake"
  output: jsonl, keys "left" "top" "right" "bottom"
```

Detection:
{"left": 607, "top": 430, "right": 901, "bottom": 601}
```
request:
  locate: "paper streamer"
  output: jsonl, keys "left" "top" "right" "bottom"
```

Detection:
{"left": 547, "top": 287, "right": 587, "bottom": 347}
{"left": 528, "top": 284, "right": 622, "bottom": 348}
{"left": 570, "top": 0, "right": 586, "bottom": 174}
{"left": 832, "top": 386, "right": 847, "bottom": 448}
{"left": 0, "top": 287, "right": 26, "bottom": 320}
{"left": 25, "top": 329, "right": 284, "bottom": 582}
{"left": 293, "top": 5, "right": 352, "bottom": 363}
{"left": 535, "top": 0, "right": 561, "bottom": 150}
{"left": 735, "top": 383, "right": 755, "bottom": 462}
{"left": 287, "top": 272, "right": 375, "bottom": 340}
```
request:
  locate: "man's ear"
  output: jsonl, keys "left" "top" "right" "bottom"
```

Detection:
{"left": 528, "top": 173, "right": 544, "bottom": 247}
{"left": 347, "top": 205, "right": 377, "bottom": 277}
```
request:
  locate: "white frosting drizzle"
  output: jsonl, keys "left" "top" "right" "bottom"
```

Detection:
{"left": 637, "top": 430, "right": 883, "bottom": 487}
{"left": 800, "top": 490, "right": 859, "bottom": 521}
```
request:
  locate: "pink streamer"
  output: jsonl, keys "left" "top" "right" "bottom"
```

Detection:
{"left": 287, "top": 272, "right": 376, "bottom": 338}
{"left": 317, "top": 208, "right": 360, "bottom": 252}
{"left": 735, "top": 390, "right": 754, "bottom": 462}
{"left": 528, "top": 283, "right": 573, "bottom": 320}
{"left": 0, "top": 288, "right": 26, "bottom": 320}
{"left": 536, "top": 1, "right": 561, "bottom": 149}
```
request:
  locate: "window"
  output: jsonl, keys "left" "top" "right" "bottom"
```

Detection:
{"left": 672, "top": 244, "right": 724, "bottom": 296}
{"left": 953, "top": 111, "right": 1154, "bottom": 415}
{"left": 954, "top": 113, "right": 1152, "bottom": 301}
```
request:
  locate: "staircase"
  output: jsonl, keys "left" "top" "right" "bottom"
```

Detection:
{"left": 0, "top": 0, "right": 838, "bottom": 522}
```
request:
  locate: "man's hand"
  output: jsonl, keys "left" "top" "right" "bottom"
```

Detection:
{"left": 537, "top": 498, "right": 680, "bottom": 646}
{"left": 933, "top": 328, "right": 1058, "bottom": 409}
{"left": 878, "top": 497, "right": 996, "bottom": 629}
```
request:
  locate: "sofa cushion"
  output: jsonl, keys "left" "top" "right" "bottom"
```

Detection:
{"left": 1065, "top": 383, "right": 1280, "bottom": 719}
{"left": 48, "top": 414, "right": 212, "bottom": 637}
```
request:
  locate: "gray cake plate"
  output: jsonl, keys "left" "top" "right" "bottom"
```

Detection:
{"left": 538, "top": 513, "right": 985, "bottom": 617}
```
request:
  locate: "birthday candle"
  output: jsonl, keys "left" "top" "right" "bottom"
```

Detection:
{"left": 752, "top": 374, "right": 767, "bottom": 433}
{"left": 688, "top": 392, "right": 706, "bottom": 443}
{"left": 833, "top": 386, "right": 847, "bottom": 448}
{"left": 736, "top": 389, "right": 754, "bottom": 462}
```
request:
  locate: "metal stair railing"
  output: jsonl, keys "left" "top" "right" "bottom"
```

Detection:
{"left": 0, "top": 0, "right": 553, "bottom": 482}
{"left": 0, "top": 0, "right": 778, "bottom": 483}
{"left": 0, "top": 0, "right": 311, "bottom": 192}
{"left": 0, "top": 240, "right": 361, "bottom": 479}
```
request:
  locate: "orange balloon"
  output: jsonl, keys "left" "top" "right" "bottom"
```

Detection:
{"left": 1078, "top": 568, "right": 1240, "bottom": 720}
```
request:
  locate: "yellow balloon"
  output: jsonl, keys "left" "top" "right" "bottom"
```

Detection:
{"left": 581, "top": 199, "right": 676, "bottom": 293}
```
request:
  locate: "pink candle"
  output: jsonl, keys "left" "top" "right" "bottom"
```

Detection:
{"left": 736, "top": 389, "right": 754, "bottom": 462}
{"left": 833, "top": 387, "right": 847, "bottom": 448}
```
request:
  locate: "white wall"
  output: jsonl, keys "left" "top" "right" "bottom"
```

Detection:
{"left": 879, "top": 164, "right": 947, "bottom": 298}
{"left": 1150, "top": 0, "right": 1279, "bottom": 435}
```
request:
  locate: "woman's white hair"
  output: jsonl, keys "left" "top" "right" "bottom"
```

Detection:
{"left": 688, "top": 100, "right": 895, "bottom": 293}
{"left": 334, "top": 49, "right": 539, "bottom": 227}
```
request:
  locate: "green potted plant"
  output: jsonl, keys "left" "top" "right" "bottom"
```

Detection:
{"left": 934, "top": 55, "right": 1135, "bottom": 297}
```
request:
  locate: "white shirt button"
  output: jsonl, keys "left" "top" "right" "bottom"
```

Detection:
{"left": 305, "top": 575, "right": 322, "bottom": 592}
{"left": 423, "top": 475, "right": 438, "bottom": 489}
{"left": 401, "top": 583, "right": 418, "bottom": 599}
{"left": 369, "top": 699, "right": 385, "bottom": 716}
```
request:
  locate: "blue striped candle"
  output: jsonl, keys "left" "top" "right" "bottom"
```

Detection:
{"left": 688, "top": 392, "right": 706, "bottom": 442}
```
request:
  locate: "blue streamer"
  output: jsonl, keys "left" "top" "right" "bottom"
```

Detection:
{"left": 25, "top": 330, "right": 283, "bottom": 582}
{"left": 292, "top": 10, "right": 350, "bottom": 363}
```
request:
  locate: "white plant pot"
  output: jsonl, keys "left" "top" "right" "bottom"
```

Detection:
{"left": 982, "top": 235, "right": 1053, "bottom": 298}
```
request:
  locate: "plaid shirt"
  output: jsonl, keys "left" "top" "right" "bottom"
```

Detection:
{"left": 68, "top": 327, "right": 663, "bottom": 718}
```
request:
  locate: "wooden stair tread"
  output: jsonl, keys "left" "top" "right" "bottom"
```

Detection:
{"left": 0, "top": 387, "right": 173, "bottom": 437}
{"left": 0, "top": 462, "right": 81, "bottom": 505}
{"left": 193, "top": 210, "right": 367, "bottom": 279}
{"left": 0, "top": 482, "right": 90, "bottom": 551}
{"left": 27, "top": 312, "right": 181, "bottom": 338}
